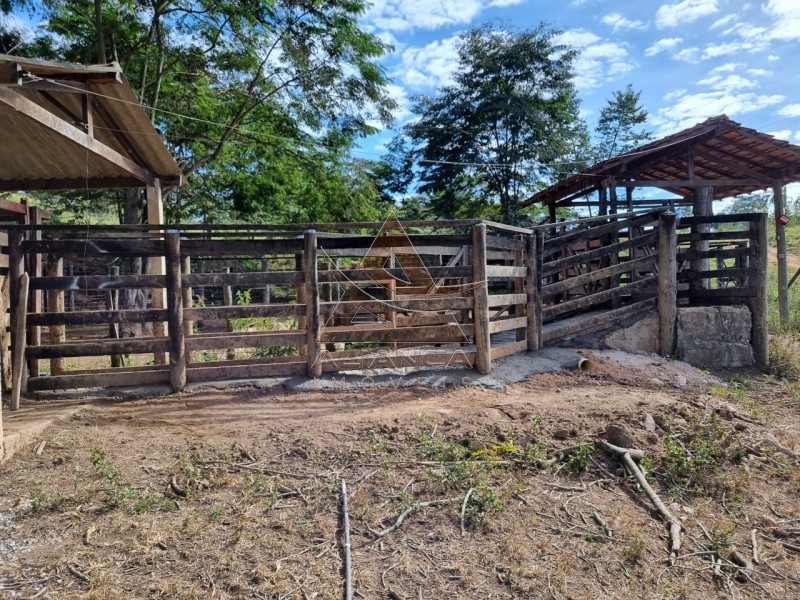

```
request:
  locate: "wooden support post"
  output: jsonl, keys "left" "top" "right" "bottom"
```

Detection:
{"left": 182, "top": 256, "right": 193, "bottom": 338}
{"left": 11, "top": 272, "right": 29, "bottom": 410}
{"left": 472, "top": 224, "right": 491, "bottom": 374}
{"left": 107, "top": 265, "right": 123, "bottom": 367}
{"left": 534, "top": 231, "right": 544, "bottom": 348}
{"left": 296, "top": 252, "right": 307, "bottom": 360}
{"left": 67, "top": 264, "right": 75, "bottom": 312}
{"left": 609, "top": 179, "right": 618, "bottom": 214}
{"left": 304, "top": 230, "right": 321, "bottom": 378}
{"left": 525, "top": 234, "right": 540, "bottom": 351}
{"left": 8, "top": 228, "right": 24, "bottom": 408}
{"left": 27, "top": 207, "right": 42, "bottom": 378}
{"left": 626, "top": 187, "right": 633, "bottom": 211}
{"left": 223, "top": 267, "right": 235, "bottom": 360}
{"left": 748, "top": 213, "right": 769, "bottom": 368}
{"left": 657, "top": 212, "right": 677, "bottom": 357}
{"left": 690, "top": 186, "right": 713, "bottom": 290}
{"left": 514, "top": 247, "right": 525, "bottom": 342}
{"left": 599, "top": 181, "right": 609, "bottom": 216}
{"left": 165, "top": 232, "right": 186, "bottom": 392}
{"left": 147, "top": 180, "right": 167, "bottom": 365}
{"left": 548, "top": 202, "right": 557, "bottom": 227}
{"left": 773, "top": 180, "right": 790, "bottom": 325}
{"left": 0, "top": 272, "right": 11, "bottom": 390}
{"left": 46, "top": 256, "right": 66, "bottom": 375}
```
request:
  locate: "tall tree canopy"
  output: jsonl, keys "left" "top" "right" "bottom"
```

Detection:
{"left": 1, "top": 0, "right": 396, "bottom": 224}
{"left": 387, "top": 23, "right": 585, "bottom": 225}
{"left": 594, "top": 84, "right": 652, "bottom": 161}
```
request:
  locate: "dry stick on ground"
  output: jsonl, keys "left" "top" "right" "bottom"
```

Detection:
{"left": 751, "top": 529, "right": 759, "bottom": 565}
{"left": 601, "top": 441, "right": 681, "bottom": 564}
{"left": 368, "top": 497, "right": 462, "bottom": 540}
{"left": 761, "top": 435, "right": 800, "bottom": 459}
{"left": 460, "top": 488, "right": 475, "bottom": 537}
{"left": 341, "top": 480, "right": 353, "bottom": 600}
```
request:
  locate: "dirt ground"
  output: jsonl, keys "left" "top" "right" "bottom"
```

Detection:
{"left": 1, "top": 350, "right": 799, "bottom": 599}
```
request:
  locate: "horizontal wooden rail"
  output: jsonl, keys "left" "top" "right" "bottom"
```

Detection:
{"left": 184, "top": 304, "right": 305, "bottom": 320}
{"left": 676, "top": 247, "right": 752, "bottom": 262}
{"left": 30, "top": 274, "right": 166, "bottom": 290}
{"left": 27, "top": 337, "right": 170, "bottom": 359}
{"left": 485, "top": 235, "right": 526, "bottom": 251}
{"left": 543, "top": 255, "right": 656, "bottom": 296}
{"left": 186, "top": 360, "right": 306, "bottom": 382}
{"left": 542, "top": 232, "right": 657, "bottom": 278}
{"left": 488, "top": 293, "right": 526, "bottom": 307}
{"left": 181, "top": 239, "right": 305, "bottom": 256}
{"left": 677, "top": 213, "right": 761, "bottom": 226}
{"left": 542, "top": 212, "right": 660, "bottom": 258}
{"left": 320, "top": 348, "right": 477, "bottom": 372}
{"left": 678, "top": 287, "right": 756, "bottom": 298}
{"left": 28, "top": 308, "right": 168, "bottom": 327}
{"left": 318, "top": 234, "right": 470, "bottom": 250}
{"left": 485, "top": 265, "right": 526, "bottom": 278}
{"left": 543, "top": 276, "right": 657, "bottom": 321}
{"left": 183, "top": 271, "right": 303, "bottom": 287}
{"left": 320, "top": 323, "right": 474, "bottom": 343}
{"left": 23, "top": 239, "right": 165, "bottom": 256}
{"left": 542, "top": 298, "right": 657, "bottom": 344}
{"left": 677, "top": 231, "right": 751, "bottom": 243}
{"left": 28, "top": 368, "right": 171, "bottom": 391}
{"left": 489, "top": 317, "right": 527, "bottom": 334}
{"left": 320, "top": 297, "right": 472, "bottom": 315}
{"left": 317, "top": 265, "right": 472, "bottom": 283}
{"left": 677, "top": 268, "right": 750, "bottom": 281}
{"left": 490, "top": 339, "right": 528, "bottom": 360}
{"left": 186, "top": 331, "right": 305, "bottom": 352}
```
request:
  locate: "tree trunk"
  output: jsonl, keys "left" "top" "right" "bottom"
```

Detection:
{"left": 690, "top": 187, "right": 713, "bottom": 290}
{"left": 94, "top": 0, "right": 106, "bottom": 63}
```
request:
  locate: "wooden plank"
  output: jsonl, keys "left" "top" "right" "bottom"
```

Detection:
{"left": 320, "top": 297, "right": 472, "bottom": 316}
{"left": 183, "top": 271, "right": 303, "bottom": 287}
{"left": 0, "top": 254, "right": 9, "bottom": 269}
{"left": 319, "top": 246, "right": 465, "bottom": 258}
{"left": 185, "top": 304, "right": 305, "bottom": 321}
{"left": 677, "top": 231, "right": 751, "bottom": 243}
{"left": 491, "top": 339, "right": 528, "bottom": 361}
{"left": 29, "top": 273, "right": 167, "bottom": 290}
{"left": 489, "top": 317, "right": 527, "bottom": 334}
{"left": 542, "top": 232, "right": 657, "bottom": 278}
{"left": 186, "top": 360, "right": 306, "bottom": 382}
{"left": 525, "top": 234, "right": 538, "bottom": 350}
{"left": 677, "top": 268, "right": 750, "bottom": 281}
{"left": 181, "top": 238, "right": 305, "bottom": 257}
{"left": 543, "top": 276, "right": 657, "bottom": 321}
{"left": 320, "top": 349, "right": 476, "bottom": 372}
{"left": 485, "top": 235, "right": 526, "bottom": 251}
{"left": 26, "top": 337, "right": 171, "bottom": 359}
{"left": 619, "top": 179, "right": 767, "bottom": 188}
{"left": 320, "top": 324, "right": 473, "bottom": 344}
{"left": 485, "top": 265, "right": 526, "bottom": 279}
{"left": 542, "top": 255, "right": 656, "bottom": 296}
{"left": 542, "top": 299, "right": 656, "bottom": 344}
{"left": 165, "top": 232, "right": 186, "bottom": 391}
{"left": 186, "top": 331, "right": 305, "bottom": 352}
{"left": 542, "top": 212, "right": 660, "bottom": 258}
{"left": 22, "top": 238, "right": 165, "bottom": 256}
{"left": 678, "top": 287, "right": 756, "bottom": 299}
{"left": 472, "top": 224, "right": 490, "bottom": 374}
{"left": 305, "top": 231, "right": 321, "bottom": 377}
{"left": 28, "top": 308, "right": 167, "bottom": 327}
{"left": 318, "top": 265, "right": 472, "bottom": 283}
{"left": 27, "top": 368, "right": 171, "bottom": 391}
{"left": 676, "top": 247, "right": 752, "bottom": 262}
{"left": 318, "top": 234, "right": 469, "bottom": 250}
{"left": 487, "top": 294, "right": 527, "bottom": 307}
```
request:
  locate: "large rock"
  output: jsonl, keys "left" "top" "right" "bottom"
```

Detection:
{"left": 675, "top": 306, "right": 754, "bottom": 368}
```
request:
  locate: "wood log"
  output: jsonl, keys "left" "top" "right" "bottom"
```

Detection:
{"left": 26, "top": 337, "right": 170, "bottom": 359}
{"left": 657, "top": 212, "right": 677, "bottom": 357}
{"left": 10, "top": 271, "right": 29, "bottom": 410}
{"left": 747, "top": 213, "right": 768, "bottom": 368}
{"left": 165, "top": 232, "right": 186, "bottom": 391}
{"left": 305, "top": 230, "right": 322, "bottom": 378}
{"left": 472, "top": 224, "right": 490, "bottom": 375}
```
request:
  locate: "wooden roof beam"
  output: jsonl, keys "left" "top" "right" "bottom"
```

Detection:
{"left": 0, "top": 86, "right": 152, "bottom": 184}
{"left": 619, "top": 179, "right": 768, "bottom": 188}
{"left": 692, "top": 148, "right": 775, "bottom": 181}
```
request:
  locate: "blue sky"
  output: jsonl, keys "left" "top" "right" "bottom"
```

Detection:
{"left": 359, "top": 0, "right": 800, "bottom": 163}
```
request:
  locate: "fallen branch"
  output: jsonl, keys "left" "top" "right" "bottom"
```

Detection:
{"left": 369, "top": 497, "right": 461, "bottom": 539}
{"left": 602, "top": 442, "right": 681, "bottom": 564}
{"left": 460, "top": 488, "right": 475, "bottom": 537}
{"left": 169, "top": 476, "right": 187, "bottom": 497}
{"left": 761, "top": 435, "right": 800, "bottom": 459}
{"left": 66, "top": 564, "right": 90, "bottom": 584}
{"left": 751, "top": 529, "right": 759, "bottom": 565}
{"left": 341, "top": 480, "right": 353, "bottom": 600}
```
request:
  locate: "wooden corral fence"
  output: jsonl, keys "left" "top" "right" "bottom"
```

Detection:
{"left": 3, "top": 209, "right": 768, "bottom": 406}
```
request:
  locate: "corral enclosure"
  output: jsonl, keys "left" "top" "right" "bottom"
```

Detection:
{"left": 4, "top": 208, "right": 767, "bottom": 404}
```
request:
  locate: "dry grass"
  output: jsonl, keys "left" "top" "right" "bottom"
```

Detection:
{"left": 1, "top": 370, "right": 799, "bottom": 599}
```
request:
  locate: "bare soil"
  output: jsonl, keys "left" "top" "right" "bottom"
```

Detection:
{"left": 1, "top": 351, "right": 799, "bottom": 599}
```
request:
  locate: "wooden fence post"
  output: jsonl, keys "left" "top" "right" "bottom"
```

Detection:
{"left": 11, "top": 272, "right": 29, "bottom": 410}
{"left": 224, "top": 267, "right": 235, "bottom": 360}
{"left": 748, "top": 213, "right": 769, "bottom": 368}
{"left": 107, "top": 265, "right": 123, "bottom": 367}
{"left": 472, "top": 223, "right": 491, "bottom": 374}
{"left": 165, "top": 232, "right": 186, "bottom": 392}
{"left": 657, "top": 211, "right": 677, "bottom": 357}
{"left": 304, "top": 230, "right": 321, "bottom": 378}
{"left": 8, "top": 228, "right": 25, "bottom": 409}
{"left": 27, "top": 207, "right": 42, "bottom": 378}
{"left": 46, "top": 256, "right": 66, "bottom": 375}
{"left": 525, "top": 233, "right": 541, "bottom": 351}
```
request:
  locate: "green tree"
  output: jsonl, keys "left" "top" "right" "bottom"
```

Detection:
{"left": 594, "top": 84, "right": 652, "bottom": 161}
{"left": 2, "top": 0, "right": 396, "bottom": 224}
{"left": 391, "top": 23, "right": 584, "bottom": 224}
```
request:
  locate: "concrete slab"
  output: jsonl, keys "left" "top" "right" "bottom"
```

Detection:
{"left": 1, "top": 399, "right": 87, "bottom": 462}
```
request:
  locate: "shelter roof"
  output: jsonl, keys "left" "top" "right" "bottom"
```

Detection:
{"left": 522, "top": 115, "right": 800, "bottom": 208}
{"left": 0, "top": 54, "right": 183, "bottom": 191}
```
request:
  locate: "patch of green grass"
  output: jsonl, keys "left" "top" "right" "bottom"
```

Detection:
{"left": 564, "top": 444, "right": 594, "bottom": 473}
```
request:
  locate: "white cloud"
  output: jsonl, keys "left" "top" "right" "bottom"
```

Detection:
{"left": 763, "top": 0, "right": 800, "bottom": 40}
{"left": 747, "top": 68, "right": 771, "bottom": 77}
{"left": 672, "top": 47, "right": 700, "bottom": 62}
{"left": 394, "top": 36, "right": 461, "bottom": 91}
{"left": 655, "top": 0, "right": 718, "bottom": 28}
{"left": 696, "top": 74, "right": 757, "bottom": 93}
{"left": 365, "top": 0, "right": 522, "bottom": 32}
{"left": 663, "top": 89, "right": 687, "bottom": 101}
{"left": 769, "top": 130, "right": 793, "bottom": 141}
{"left": 777, "top": 104, "right": 800, "bottom": 118}
{"left": 768, "top": 55, "right": 780, "bottom": 62}
{"left": 652, "top": 91, "right": 784, "bottom": 134}
{"left": 710, "top": 14, "right": 737, "bottom": 29}
{"left": 701, "top": 40, "right": 766, "bottom": 59}
{"left": 644, "top": 37, "right": 682, "bottom": 56}
{"left": 601, "top": 13, "right": 648, "bottom": 32}
{"left": 554, "top": 30, "right": 601, "bottom": 48}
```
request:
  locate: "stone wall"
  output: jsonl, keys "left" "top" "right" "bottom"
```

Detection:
{"left": 674, "top": 305, "right": 754, "bottom": 368}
